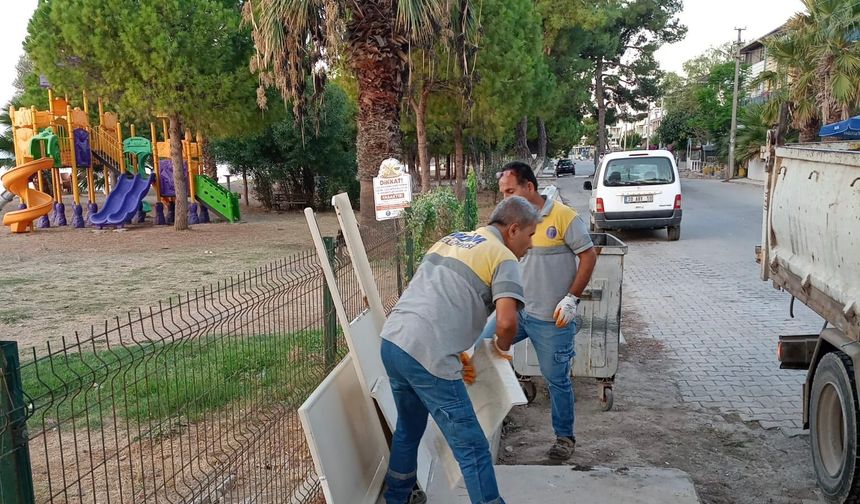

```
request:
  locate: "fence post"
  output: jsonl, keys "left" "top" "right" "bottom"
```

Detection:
{"left": 0, "top": 341, "right": 35, "bottom": 504}
{"left": 395, "top": 220, "right": 404, "bottom": 296}
{"left": 405, "top": 233, "right": 415, "bottom": 282}
{"left": 322, "top": 237, "right": 338, "bottom": 371}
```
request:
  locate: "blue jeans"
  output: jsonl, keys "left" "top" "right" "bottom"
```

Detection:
{"left": 380, "top": 339, "right": 505, "bottom": 504}
{"left": 480, "top": 311, "right": 576, "bottom": 438}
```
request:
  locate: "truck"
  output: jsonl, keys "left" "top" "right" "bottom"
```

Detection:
{"left": 760, "top": 140, "right": 860, "bottom": 503}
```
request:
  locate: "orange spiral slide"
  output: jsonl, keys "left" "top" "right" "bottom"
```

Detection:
{"left": 1, "top": 158, "right": 54, "bottom": 233}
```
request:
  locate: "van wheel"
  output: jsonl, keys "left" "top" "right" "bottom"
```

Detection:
{"left": 589, "top": 220, "right": 598, "bottom": 233}
{"left": 667, "top": 225, "right": 681, "bottom": 241}
{"left": 810, "top": 352, "right": 860, "bottom": 503}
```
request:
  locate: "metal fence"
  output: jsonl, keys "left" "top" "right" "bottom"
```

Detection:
{"left": 0, "top": 225, "right": 412, "bottom": 504}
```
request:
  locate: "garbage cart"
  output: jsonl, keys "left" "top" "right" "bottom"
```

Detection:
{"left": 512, "top": 232, "right": 628, "bottom": 411}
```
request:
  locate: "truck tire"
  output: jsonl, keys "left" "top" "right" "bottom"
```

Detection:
{"left": 667, "top": 225, "right": 681, "bottom": 241}
{"left": 810, "top": 352, "right": 860, "bottom": 503}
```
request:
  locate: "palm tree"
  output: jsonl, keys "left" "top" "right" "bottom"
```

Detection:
{"left": 762, "top": 0, "right": 860, "bottom": 139}
{"left": 245, "top": 0, "right": 474, "bottom": 228}
{"left": 735, "top": 103, "right": 768, "bottom": 165}
{"left": 0, "top": 106, "right": 15, "bottom": 168}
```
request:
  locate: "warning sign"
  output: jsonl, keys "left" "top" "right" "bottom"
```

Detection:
{"left": 373, "top": 158, "right": 413, "bottom": 221}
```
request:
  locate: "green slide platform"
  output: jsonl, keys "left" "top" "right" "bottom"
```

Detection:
{"left": 194, "top": 174, "right": 241, "bottom": 223}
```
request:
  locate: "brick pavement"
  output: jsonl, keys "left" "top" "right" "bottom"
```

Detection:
{"left": 622, "top": 241, "right": 821, "bottom": 432}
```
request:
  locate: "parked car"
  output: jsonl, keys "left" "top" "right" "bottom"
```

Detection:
{"left": 583, "top": 150, "right": 682, "bottom": 241}
{"left": 555, "top": 158, "right": 576, "bottom": 176}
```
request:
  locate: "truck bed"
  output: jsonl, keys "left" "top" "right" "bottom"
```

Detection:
{"left": 761, "top": 142, "right": 860, "bottom": 340}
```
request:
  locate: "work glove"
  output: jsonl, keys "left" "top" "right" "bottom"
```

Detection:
{"left": 553, "top": 294, "right": 579, "bottom": 328}
{"left": 460, "top": 352, "right": 476, "bottom": 384}
{"left": 492, "top": 336, "right": 513, "bottom": 362}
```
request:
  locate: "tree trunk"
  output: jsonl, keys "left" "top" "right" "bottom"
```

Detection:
{"left": 413, "top": 90, "right": 432, "bottom": 193}
{"left": 446, "top": 154, "right": 451, "bottom": 183}
{"left": 515, "top": 116, "right": 531, "bottom": 163}
{"left": 242, "top": 169, "right": 250, "bottom": 206}
{"left": 454, "top": 123, "right": 465, "bottom": 199}
{"left": 595, "top": 57, "right": 607, "bottom": 171}
{"left": 348, "top": 1, "right": 407, "bottom": 229}
{"left": 201, "top": 136, "right": 217, "bottom": 179}
{"left": 169, "top": 114, "right": 189, "bottom": 231}
{"left": 434, "top": 154, "right": 440, "bottom": 185}
{"left": 537, "top": 116, "right": 547, "bottom": 170}
{"left": 470, "top": 137, "right": 482, "bottom": 183}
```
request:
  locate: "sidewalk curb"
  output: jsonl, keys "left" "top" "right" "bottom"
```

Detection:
{"left": 726, "top": 178, "right": 765, "bottom": 188}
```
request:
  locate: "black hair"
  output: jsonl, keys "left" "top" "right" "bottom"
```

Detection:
{"left": 499, "top": 161, "right": 538, "bottom": 191}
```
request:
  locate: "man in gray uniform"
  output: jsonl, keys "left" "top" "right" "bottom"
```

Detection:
{"left": 380, "top": 196, "right": 538, "bottom": 504}
{"left": 481, "top": 161, "right": 597, "bottom": 461}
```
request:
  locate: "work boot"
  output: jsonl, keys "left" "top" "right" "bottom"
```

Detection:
{"left": 548, "top": 436, "right": 576, "bottom": 461}
{"left": 408, "top": 487, "right": 427, "bottom": 504}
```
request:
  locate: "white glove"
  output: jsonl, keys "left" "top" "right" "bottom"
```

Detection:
{"left": 553, "top": 294, "right": 579, "bottom": 328}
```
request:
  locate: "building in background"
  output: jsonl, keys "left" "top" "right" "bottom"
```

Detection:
{"left": 607, "top": 102, "right": 666, "bottom": 151}
{"left": 740, "top": 24, "right": 786, "bottom": 104}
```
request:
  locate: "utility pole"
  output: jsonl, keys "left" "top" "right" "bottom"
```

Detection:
{"left": 727, "top": 27, "right": 746, "bottom": 181}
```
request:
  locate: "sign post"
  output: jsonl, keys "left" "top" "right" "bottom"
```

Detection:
{"left": 372, "top": 158, "right": 412, "bottom": 222}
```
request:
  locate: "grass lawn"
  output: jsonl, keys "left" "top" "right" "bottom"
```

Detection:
{"left": 20, "top": 329, "right": 346, "bottom": 430}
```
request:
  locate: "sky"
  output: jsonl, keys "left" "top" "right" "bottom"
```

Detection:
{"left": 0, "top": 0, "right": 805, "bottom": 109}
{"left": 655, "top": 0, "right": 805, "bottom": 74}
{"left": 2, "top": 0, "right": 37, "bottom": 107}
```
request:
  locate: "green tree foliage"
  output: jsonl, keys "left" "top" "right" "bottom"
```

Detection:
{"left": 26, "top": 0, "right": 257, "bottom": 230}
{"left": 469, "top": 0, "right": 548, "bottom": 147}
{"left": 759, "top": 0, "right": 860, "bottom": 140}
{"left": 462, "top": 169, "right": 478, "bottom": 231}
{"left": 624, "top": 132, "right": 644, "bottom": 149}
{"left": 735, "top": 103, "right": 769, "bottom": 164}
{"left": 0, "top": 108, "right": 14, "bottom": 168}
{"left": 656, "top": 108, "right": 696, "bottom": 148}
{"left": 569, "top": 0, "right": 685, "bottom": 161}
{"left": 10, "top": 55, "right": 50, "bottom": 111}
{"left": 405, "top": 187, "right": 463, "bottom": 260}
{"left": 246, "top": 0, "right": 478, "bottom": 229}
{"left": 657, "top": 50, "right": 746, "bottom": 159}
{"left": 2, "top": 55, "right": 53, "bottom": 168}
{"left": 212, "top": 83, "right": 358, "bottom": 210}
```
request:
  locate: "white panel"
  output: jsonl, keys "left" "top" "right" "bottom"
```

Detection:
{"left": 298, "top": 355, "right": 388, "bottom": 504}
{"left": 435, "top": 340, "right": 527, "bottom": 486}
{"left": 316, "top": 197, "right": 526, "bottom": 495}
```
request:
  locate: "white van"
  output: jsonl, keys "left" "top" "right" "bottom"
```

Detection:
{"left": 583, "top": 150, "right": 682, "bottom": 241}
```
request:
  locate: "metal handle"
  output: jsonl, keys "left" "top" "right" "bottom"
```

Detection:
{"left": 851, "top": 177, "right": 860, "bottom": 188}
{"left": 808, "top": 170, "right": 819, "bottom": 181}
{"left": 580, "top": 288, "right": 603, "bottom": 301}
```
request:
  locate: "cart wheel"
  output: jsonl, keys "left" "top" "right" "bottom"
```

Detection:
{"left": 521, "top": 380, "right": 537, "bottom": 404}
{"left": 599, "top": 388, "right": 614, "bottom": 411}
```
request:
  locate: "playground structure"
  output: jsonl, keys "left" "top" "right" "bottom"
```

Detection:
{"left": 1, "top": 91, "right": 241, "bottom": 233}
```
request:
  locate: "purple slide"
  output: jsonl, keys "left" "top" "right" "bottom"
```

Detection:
{"left": 90, "top": 172, "right": 154, "bottom": 227}
{"left": 158, "top": 159, "right": 188, "bottom": 197}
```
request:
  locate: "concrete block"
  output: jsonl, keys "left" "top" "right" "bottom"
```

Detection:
{"left": 420, "top": 465, "right": 700, "bottom": 504}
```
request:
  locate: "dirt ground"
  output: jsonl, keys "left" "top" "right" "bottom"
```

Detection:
{"left": 3, "top": 183, "right": 824, "bottom": 502}
{"left": 0, "top": 199, "right": 343, "bottom": 352}
{"left": 0, "top": 187, "right": 497, "bottom": 353}
{"left": 498, "top": 308, "right": 820, "bottom": 504}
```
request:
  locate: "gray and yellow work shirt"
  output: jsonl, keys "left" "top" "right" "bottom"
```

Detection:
{"left": 380, "top": 226, "right": 525, "bottom": 379}
{"left": 521, "top": 198, "right": 593, "bottom": 322}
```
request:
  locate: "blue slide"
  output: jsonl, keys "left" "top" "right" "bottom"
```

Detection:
{"left": 90, "top": 172, "right": 154, "bottom": 227}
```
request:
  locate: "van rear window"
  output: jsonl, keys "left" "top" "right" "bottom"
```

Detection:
{"left": 603, "top": 157, "right": 675, "bottom": 186}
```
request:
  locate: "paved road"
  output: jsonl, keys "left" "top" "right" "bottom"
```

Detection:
{"left": 550, "top": 173, "right": 822, "bottom": 432}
